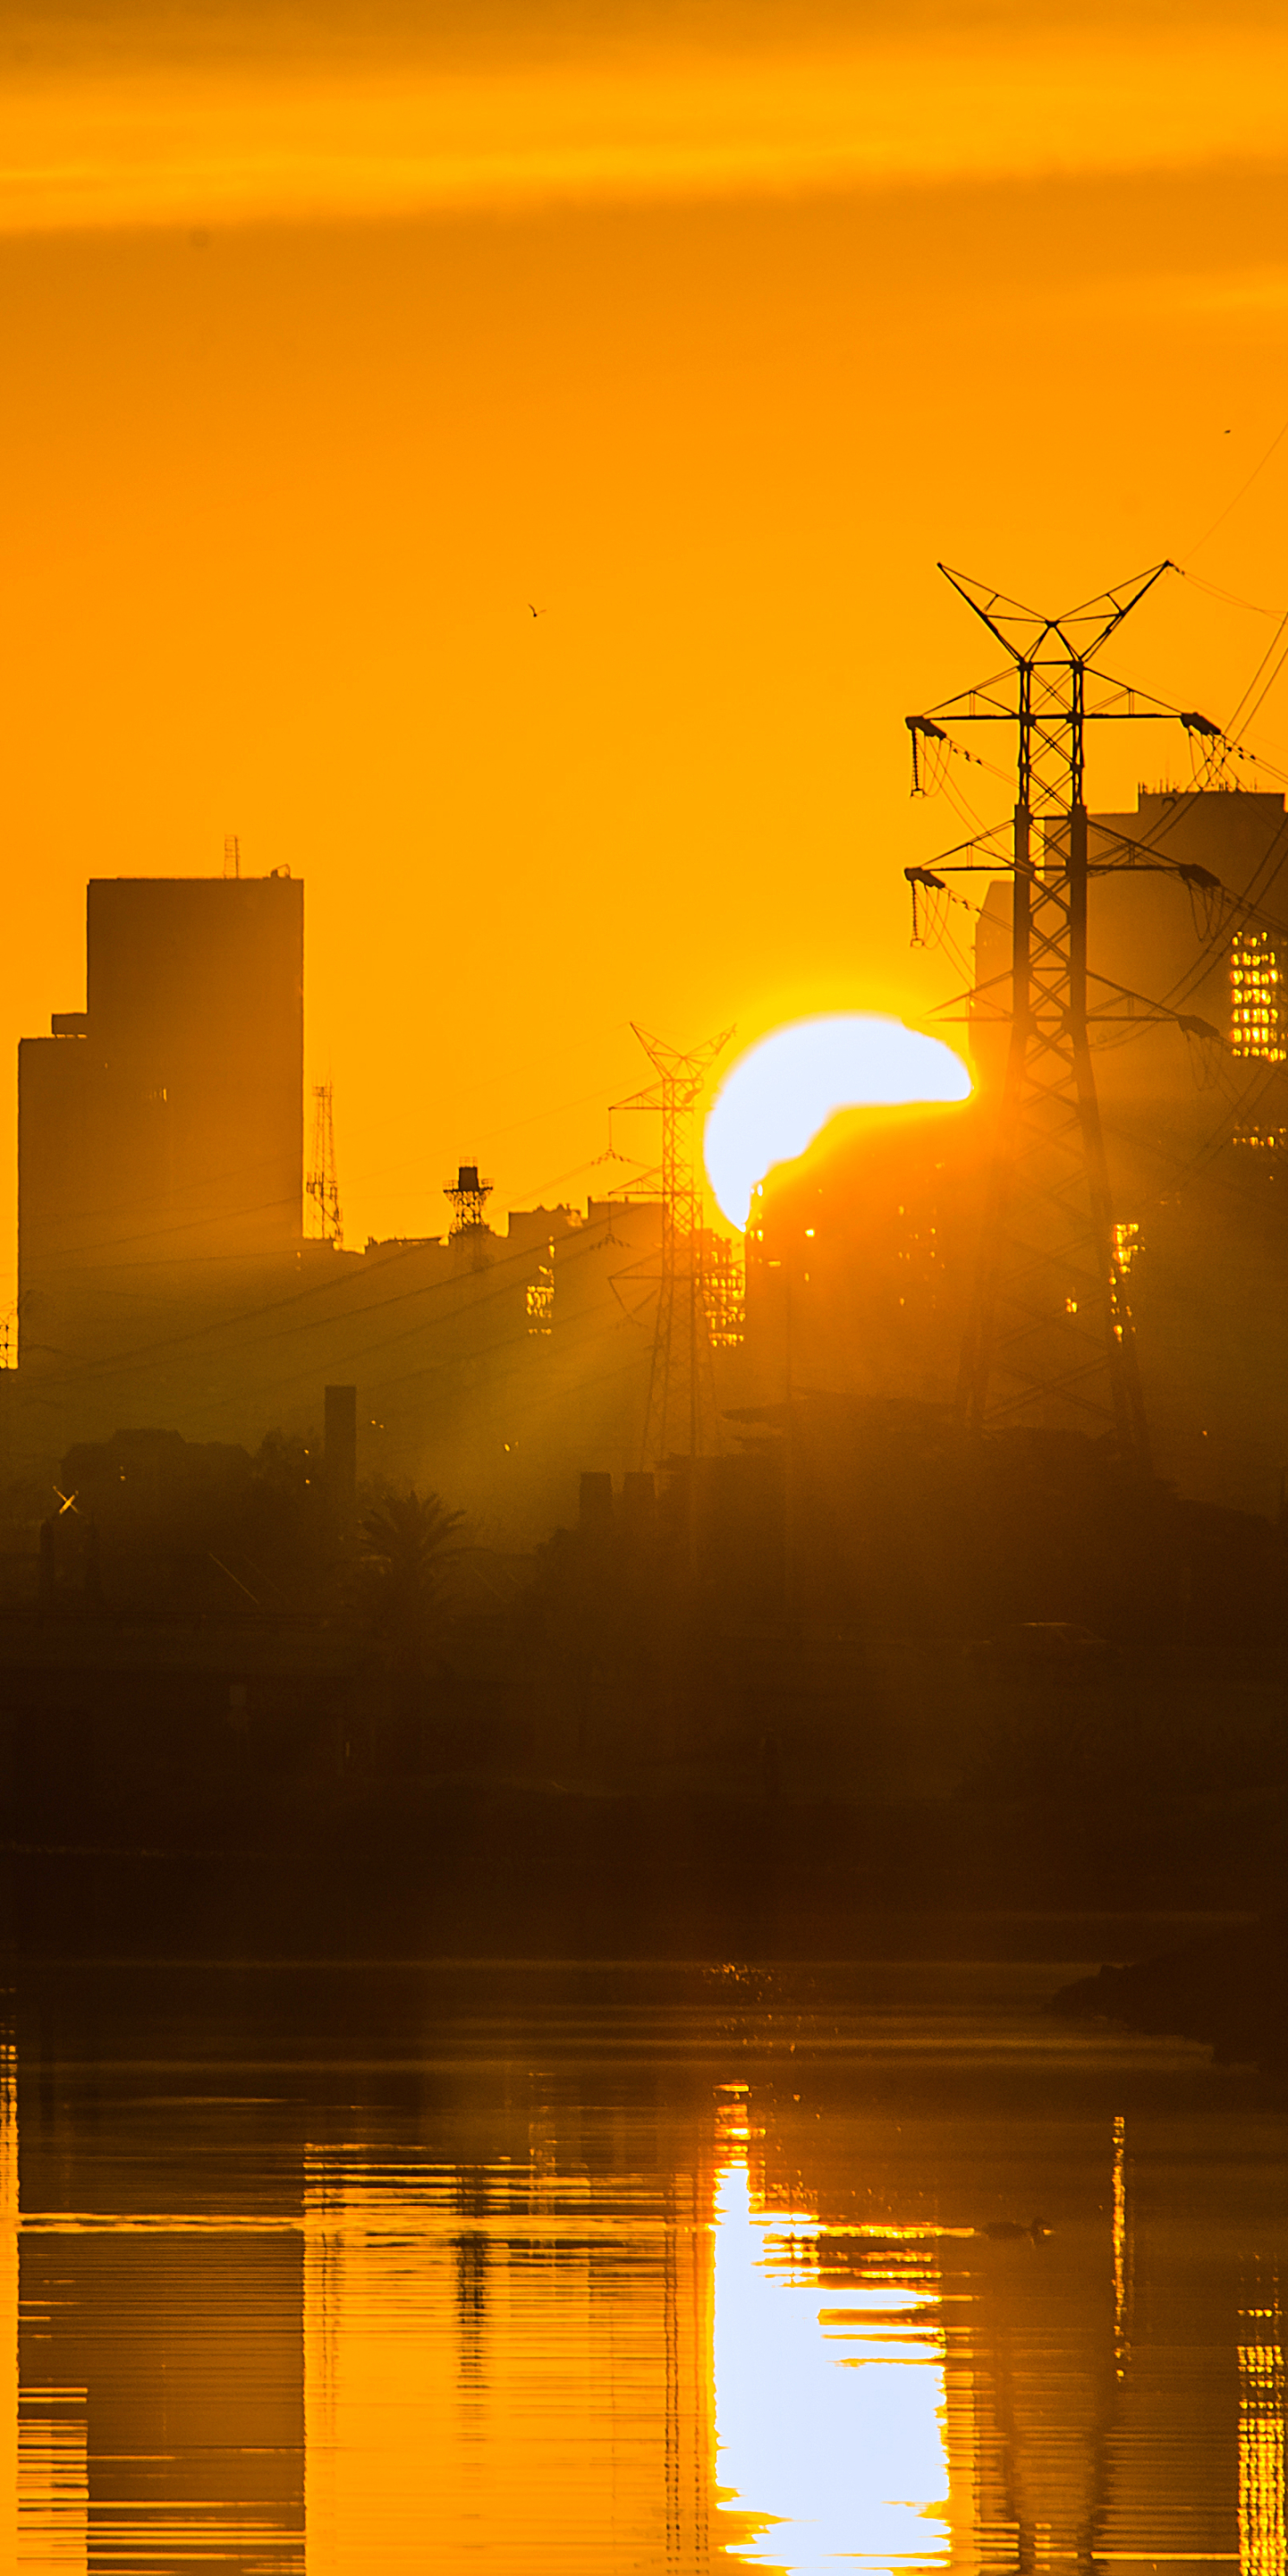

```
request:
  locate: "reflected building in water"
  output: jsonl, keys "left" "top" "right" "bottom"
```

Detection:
{"left": 12, "top": 2034, "right": 304, "bottom": 2574}
{"left": 302, "top": 2137, "right": 711, "bottom": 2572}
{"left": 1239, "top": 2280, "right": 1285, "bottom": 2576}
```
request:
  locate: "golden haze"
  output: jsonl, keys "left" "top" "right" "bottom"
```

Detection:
{"left": 1, "top": 0, "right": 1286, "bottom": 1307}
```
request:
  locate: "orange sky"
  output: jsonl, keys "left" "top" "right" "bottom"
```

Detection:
{"left": 3, "top": 0, "right": 1288, "bottom": 1298}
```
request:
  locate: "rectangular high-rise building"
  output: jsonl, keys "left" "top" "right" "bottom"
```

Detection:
{"left": 19, "top": 875, "right": 303, "bottom": 1368}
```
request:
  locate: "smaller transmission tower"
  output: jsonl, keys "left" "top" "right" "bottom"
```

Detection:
{"left": 224, "top": 834, "right": 241, "bottom": 879}
{"left": 445, "top": 1162, "right": 493, "bottom": 1237}
{"left": 613, "top": 1024, "right": 733, "bottom": 1467}
{"left": 306, "top": 1081, "right": 343, "bottom": 1244}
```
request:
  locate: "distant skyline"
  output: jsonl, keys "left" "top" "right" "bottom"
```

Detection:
{"left": 2, "top": 0, "right": 1287, "bottom": 1308}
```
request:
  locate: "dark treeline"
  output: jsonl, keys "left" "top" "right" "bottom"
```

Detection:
{"left": 0, "top": 1397, "right": 1285, "bottom": 1953}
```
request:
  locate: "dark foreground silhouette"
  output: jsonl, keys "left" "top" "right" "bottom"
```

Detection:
{"left": 1052, "top": 1913, "right": 1288, "bottom": 2072}
{"left": 3, "top": 1417, "right": 1286, "bottom": 1957}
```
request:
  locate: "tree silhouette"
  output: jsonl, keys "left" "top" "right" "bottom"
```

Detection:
{"left": 355, "top": 1487, "right": 463, "bottom": 1676}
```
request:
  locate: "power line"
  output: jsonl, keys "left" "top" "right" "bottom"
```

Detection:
{"left": 29, "top": 1204, "right": 650, "bottom": 1397}
{"left": 1182, "top": 407, "right": 1288, "bottom": 564}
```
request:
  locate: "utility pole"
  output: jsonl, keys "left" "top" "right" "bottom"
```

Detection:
{"left": 613, "top": 1024, "right": 733, "bottom": 1468}
{"left": 905, "top": 563, "right": 1181, "bottom": 1464}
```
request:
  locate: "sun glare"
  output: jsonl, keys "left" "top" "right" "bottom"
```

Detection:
{"left": 713, "top": 2146, "right": 950, "bottom": 2572}
{"left": 703, "top": 1015, "right": 972, "bottom": 1231}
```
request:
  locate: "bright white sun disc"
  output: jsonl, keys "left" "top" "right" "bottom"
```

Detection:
{"left": 704, "top": 1014, "right": 972, "bottom": 1231}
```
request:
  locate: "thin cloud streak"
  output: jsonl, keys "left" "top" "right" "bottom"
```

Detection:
{"left": 4, "top": 29, "right": 1288, "bottom": 233}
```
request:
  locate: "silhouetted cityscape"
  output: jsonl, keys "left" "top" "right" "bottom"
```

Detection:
{"left": 0, "top": 780, "right": 1284, "bottom": 1955}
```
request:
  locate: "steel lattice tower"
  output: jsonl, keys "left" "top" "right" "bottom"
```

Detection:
{"left": 445, "top": 1162, "right": 493, "bottom": 1236}
{"left": 906, "top": 562, "right": 1179, "bottom": 1463}
{"left": 306, "top": 1080, "right": 343, "bottom": 1245}
{"left": 613, "top": 1023, "right": 733, "bottom": 1466}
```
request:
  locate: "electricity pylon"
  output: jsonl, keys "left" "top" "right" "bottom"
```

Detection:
{"left": 612, "top": 1023, "right": 733, "bottom": 1467}
{"left": 306, "top": 1080, "right": 343, "bottom": 1244}
{"left": 444, "top": 1162, "right": 493, "bottom": 1237}
{"left": 906, "top": 562, "right": 1179, "bottom": 1464}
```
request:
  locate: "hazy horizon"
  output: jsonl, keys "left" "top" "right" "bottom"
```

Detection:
{"left": 2, "top": 0, "right": 1286, "bottom": 1302}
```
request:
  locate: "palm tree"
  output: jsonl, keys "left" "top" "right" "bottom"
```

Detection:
{"left": 356, "top": 1487, "right": 463, "bottom": 1676}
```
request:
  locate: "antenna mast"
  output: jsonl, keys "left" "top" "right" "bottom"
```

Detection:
{"left": 906, "top": 562, "right": 1177, "bottom": 1463}
{"left": 306, "top": 1081, "right": 343, "bottom": 1245}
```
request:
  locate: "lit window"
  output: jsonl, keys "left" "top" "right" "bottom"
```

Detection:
{"left": 1231, "top": 930, "right": 1287, "bottom": 1062}
{"left": 525, "top": 1241, "right": 555, "bottom": 1336}
{"left": 1112, "top": 1220, "right": 1140, "bottom": 1276}
{"left": 1111, "top": 1220, "right": 1140, "bottom": 1341}
{"left": 705, "top": 1236, "right": 746, "bottom": 1349}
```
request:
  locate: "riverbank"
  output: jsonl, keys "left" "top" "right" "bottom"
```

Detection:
{"left": 2, "top": 1770, "right": 1281, "bottom": 1956}
{"left": 1051, "top": 1911, "right": 1288, "bottom": 2071}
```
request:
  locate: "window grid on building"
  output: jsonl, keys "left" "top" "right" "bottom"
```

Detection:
{"left": 1233, "top": 1125, "right": 1288, "bottom": 1153}
{"left": 525, "top": 1243, "right": 555, "bottom": 1336}
{"left": 705, "top": 1239, "right": 745, "bottom": 1350}
{"left": 1231, "top": 929, "right": 1286, "bottom": 1063}
{"left": 1110, "top": 1219, "right": 1140, "bottom": 1343}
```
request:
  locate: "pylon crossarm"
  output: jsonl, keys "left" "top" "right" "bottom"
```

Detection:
{"left": 629, "top": 1020, "right": 734, "bottom": 1084}
{"left": 936, "top": 565, "right": 1052, "bottom": 656}
{"left": 1055, "top": 558, "right": 1176, "bottom": 640}
{"left": 911, "top": 670, "right": 1190, "bottom": 756}
{"left": 912, "top": 682, "right": 1020, "bottom": 727}
{"left": 937, "top": 558, "right": 1174, "bottom": 661}
{"left": 1086, "top": 970, "right": 1219, "bottom": 1028}
{"left": 1088, "top": 856, "right": 1217, "bottom": 876}
{"left": 903, "top": 819, "right": 1014, "bottom": 872}
{"left": 611, "top": 1081, "right": 670, "bottom": 1115}
{"left": 921, "top": 858, "right": 1014, "bottom": 875}
{"left": 1080, "top": 674, "right": 1182, "bottom": 720}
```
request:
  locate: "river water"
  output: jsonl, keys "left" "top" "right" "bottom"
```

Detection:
{"left": 4, "top": 1945, "right": 1284, "bottom": 2574}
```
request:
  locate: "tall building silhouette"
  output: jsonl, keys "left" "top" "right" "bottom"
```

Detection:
{"left": 10, "top": 871, "right": 665, "bottom": 1537}
{"left": 20, "top": 873, "right": 302, "bottom": 1371}
{"left": 743, "top": 789, "right": 1288, "bottom": 1513}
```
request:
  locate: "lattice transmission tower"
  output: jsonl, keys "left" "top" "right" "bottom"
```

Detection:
{"left": 306, "top": 1080, "right": 343, "bottom": 1244}
{"left": 612, "top": 1023, "right": 733, "bottom": 1467}
{"left": 445, "top": 1163, "right": 493, "bottom": 1236}
{"left": 904, "top": 561, "right": 1186, "bottom": 1466}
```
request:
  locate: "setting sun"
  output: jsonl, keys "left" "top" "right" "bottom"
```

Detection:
{"left": 703, "top": 1013, "right": 972, "bottom": 1231}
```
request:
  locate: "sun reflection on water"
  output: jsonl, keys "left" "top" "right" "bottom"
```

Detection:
{"left": 712, "top": 2103, "right": 950, "bottom": 2575}
{"left": 7, "top": 1976, "right": 1288, "bottom": 2573}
